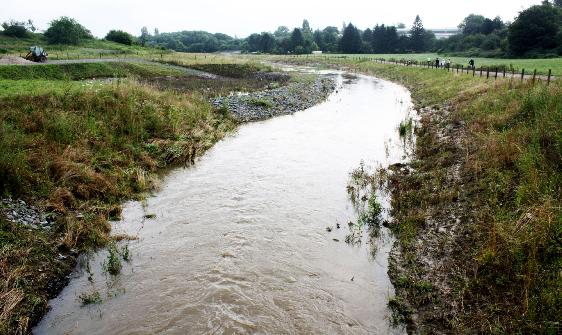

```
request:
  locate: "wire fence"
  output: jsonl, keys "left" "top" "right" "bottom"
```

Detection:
{"left": 288, "top": 54, "right": 557, "bottom": 85}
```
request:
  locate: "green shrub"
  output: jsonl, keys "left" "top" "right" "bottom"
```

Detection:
{"left": 105, "top": 30, "right": 134, "bottom": 46}
{"left": 44, "top": 17, "right": 92, "bottom": 45}
{"left": 1, "top": 21, "right": 28, "bottom": 38}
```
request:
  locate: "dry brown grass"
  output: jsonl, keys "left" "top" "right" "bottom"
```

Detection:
{"left": 0, "top": 78, "right": 237, "bottom": 333}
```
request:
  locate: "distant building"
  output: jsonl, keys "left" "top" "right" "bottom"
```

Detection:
{"left": 312, "top": 51, "right": 323, "bottom": 55}
{"left": 398, "top": 28, "right": 460, "bottom": 40}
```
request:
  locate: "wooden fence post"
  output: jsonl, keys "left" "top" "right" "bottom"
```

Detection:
{"left": 480, "top": 67, "right": 483, "bottom": 77}
{"left": 547, "top": 69, "right": 552, "bottom": 85}
{"left": 521, "top": 69, "right": 525, "bottom": 82}
{"left": 486, "top": 67, "right": 490, "bottom": 79}
{"left": 532, "top": 69, "right": 537, "bottom": 84}
{"left": 495, "top": 67, "right": 498, "bottom": 79}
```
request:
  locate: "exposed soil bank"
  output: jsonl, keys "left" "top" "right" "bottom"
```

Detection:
{"left": 271, "top": 57, "right": 561, "bottom": 334}
{"left": 386, "top": 104, "right": 471, "bottom": 333}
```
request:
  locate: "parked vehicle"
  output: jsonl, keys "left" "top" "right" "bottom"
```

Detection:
{"left": 25, "top": 46, "right": 48, "bottom": 62}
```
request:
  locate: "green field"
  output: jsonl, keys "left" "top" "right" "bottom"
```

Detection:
{"left": 303, "top": 53, "right": 562, "bottom": 76}
{"left": 0, "top": 33, "right": 169, "bottom": 60}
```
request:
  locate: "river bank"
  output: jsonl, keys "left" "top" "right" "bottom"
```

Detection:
{"left": 0, "top": 60, "right": 339, "bottom": 334}
{"left": 268, "top": 56, "right": 561, "bottom": 334}
{"left": 33, "top": 70, "right": 409, "bottom": 334}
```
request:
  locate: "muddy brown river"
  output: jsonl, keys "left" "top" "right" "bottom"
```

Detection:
{"left": 34, "top": 70, "right": 415, "bottom": 334}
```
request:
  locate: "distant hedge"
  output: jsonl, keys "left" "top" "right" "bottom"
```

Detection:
{"left": 105, "top": 30, "right": 134, "bottom": 46}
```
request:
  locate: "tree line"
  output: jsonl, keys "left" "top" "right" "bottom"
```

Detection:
{"left": 242, "top": 16, "right": 434, "bottom": 54}
{"left": 1, "top": 0, "right": 560, "bottom": 58}
{"left": 436, "top": 1, "right": 562, "bottom": 57}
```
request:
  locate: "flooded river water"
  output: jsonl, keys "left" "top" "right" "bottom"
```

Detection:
{"left": 35, "top": 70, "right": 415, "bottom": 334}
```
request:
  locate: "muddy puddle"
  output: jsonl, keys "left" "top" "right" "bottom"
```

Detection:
{"left": 35, "top": 70, "right": 415, "bottom": 334}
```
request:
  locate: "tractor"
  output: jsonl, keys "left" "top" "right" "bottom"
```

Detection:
{"left": 25, "top": 46, "right": 48, "bottom": 62}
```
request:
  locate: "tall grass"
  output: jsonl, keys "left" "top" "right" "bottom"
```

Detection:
{"left": 0, "top": 80, "right": 235, "bottom": 333}
{"left": 0, "top": 62, "right": 187, "bottom": 80}
{"left": 461, "top": 81, "right": 561, "bottom": 333}
{"left": 274, "top": 55, "right": 561, "bottom": 333}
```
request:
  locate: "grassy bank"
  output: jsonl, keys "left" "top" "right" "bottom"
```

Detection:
{"left": 0, "top": 62, "right": 187, "bottom": 81}
{"left": 0, "top": 60, "right": 241, "bottom": 333}
{"left": 270, "top": 55, "right": 561, "bottom": 333}
{"left": 0, "top": 34, "right": 167, "bottom": 59}
{"left": 301, "top": 53, "right": 562, "bottom": 76}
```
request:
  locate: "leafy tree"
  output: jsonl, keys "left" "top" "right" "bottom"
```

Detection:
{"left": 409, "top": 15, "right": 426, "bottom": 52}
{"left": 508, "top": 4, "right": 562, "bottom": 55}
{"left": 362, "top": 28, "right": 373, "bottom": 53}
{"left": 301, "top": 19, "right": 313, "bottom": 41}
{"left": 260, "top": 32, "right": 277, "bottom": 53}
{"left": 44, "top": 17, "right": 92, "bottom": 44}
{"left": 1, "top": 20, "right": 28, "bottom": 38}
{"left": 340, "top": 23, "right": 362, "bottom": 53}
{"left": 423, "top": 30, "right": 437, "bottom": 51}
{"left": 246, "top": 33, "right": 261, "bottom": 51}
{"left": 105, "top": 30, "right": 134, "bottom": 45}
{"left": 313, "top": 30, "right": 325, "bottom": 51}
{"left": 459, "top": 14, "right": 504, "bottom": 35}
{"left": 150, "top": 31, "right": 239, "bottom": 52}
{"left": 385, "top": 26, "right": 400, "bottom": 51}
{"left": 26, "top": 20, "right": 36, "bottom": 33}
{"left": 290, "top": 28, "right": 305, "bottom": 53}
{"left": 555, "top": 0, "right": 562, "bottom": 7}
{"left": 139, "top": 26, "right": 150, "bottom": 47}
{"left": 274, "top": 26, "right": 290, "bottom": 39}
{"left": 372, "top": 24, "right": 400, "bottom": 53}
{"left": 481, "top": 34, "right": 501, "bottom": 50}
{"left": 459, "top": 14, "right": 486, "bottom": 35}
{"left": 302, "top": 20, "right": 312, "bottom": 35}
{"left": 322, "top": 26, "right": 340, "bottom": 52}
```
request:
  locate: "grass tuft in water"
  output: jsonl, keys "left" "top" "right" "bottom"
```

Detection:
{"left": 102, "top": 243, "right": 122, "bottom": 276}
{"left": 78, "top": 290, "right": 102, "bottom": 306}
{"left": 398, "top": 117, "right": 413, "bottom": 138}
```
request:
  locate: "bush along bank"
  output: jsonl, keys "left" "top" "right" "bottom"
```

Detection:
{"left": 0, "top": 80, "right": 236, "bottom": 334}
{"left": 276, "top": 56, "right": 561, "bottom": 334}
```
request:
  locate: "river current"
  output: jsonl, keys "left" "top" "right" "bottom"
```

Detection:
{"left": 35, "top": 69, "right": 414, "bottom": 335}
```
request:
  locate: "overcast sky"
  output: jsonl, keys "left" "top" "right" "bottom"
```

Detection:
{"left": 2, "top": 0, "right": 543, "bottom": 38}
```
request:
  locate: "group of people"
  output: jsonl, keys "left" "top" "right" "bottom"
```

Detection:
{"left": 426, "top": 57, "right": 476, "bottom": 69}
{"left": 428, "top": 57, "right": 452, "bottom": 68}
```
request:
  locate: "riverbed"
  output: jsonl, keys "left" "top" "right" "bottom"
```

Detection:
{"left": 34, "top": 69, "right": 415, "bottom": 335}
